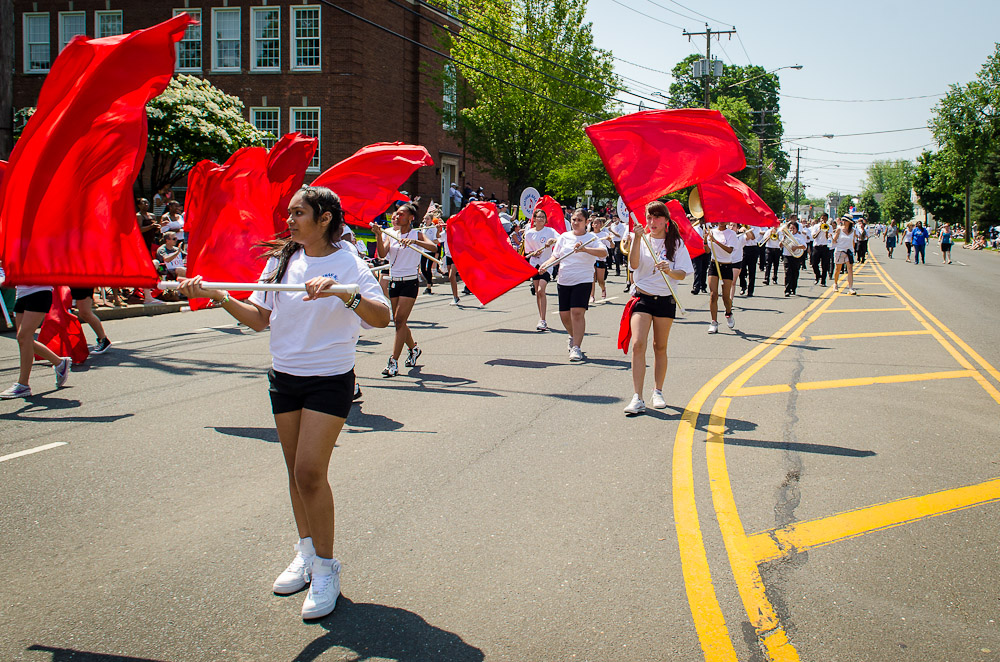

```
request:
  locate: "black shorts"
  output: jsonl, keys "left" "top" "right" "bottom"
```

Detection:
{"left": 531, "top": 271, "right": 551, "bottom": 283}
{"left": 594, "top": 258, "right": 610, "bottom": 269}
{"left": 14, "top": 290, "right": 53, "bottom": 314}
{"left": 70, "top": 287, "right": 94, "bottom": 301}
{"left": 710, "top": 261, "right": 734, "bottom": 281}
{"left": 268, "top": 368, "right": 354, "bottom": 419}
{"left": 631, "top": 291, "right": 676, "bottom": 319}
{"left": 557, "top": 282, "right": 591, "bottom": 312}
{"left": 446, "top": 257, "right": 455, "bottom": 267}
{"left": 388, "top": 279, "right": 419, "bottom": 299}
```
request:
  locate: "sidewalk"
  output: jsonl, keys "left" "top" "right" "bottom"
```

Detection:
{"left": 1, "top": 300, "right": 188, "bottom": 333}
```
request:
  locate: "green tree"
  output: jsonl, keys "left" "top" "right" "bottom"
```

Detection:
{"left": 837, "top": 196, "right": 854, "bottom": 218}
{"left": 441, "top": 0, "right": 617, "bottom": 195}
{"left": 144, "top": 74, "right": 268, "bottom": 198}
{"left": 858, "top": 190, "right": 881, "bottom": 224}
{"left": 971, "top": 146, "right": 1000, "bottom": 231}
{"left": 912, "top": 150, "right": 965, "bottom": 225}
{"left": 547, "top": 134, "right": 615, "bottom": 201}
{"left": 881, "top": 186, "right": 915, "bottom": 225}
{"left": 862, "top": 159, "right": 914, "bottom": 225}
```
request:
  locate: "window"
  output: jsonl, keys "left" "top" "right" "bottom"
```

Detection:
{"left": 212, "top": 8, "right": 241, "bottom": 71}
{"left": 291, "top": 6, "right": 320, "bottom": 71}
{"left": 443, "top": 63, "right": 457, "bottom": 131}
{"left": 95, "top": 10, "right": 123, "bottom": 38}
{"left": 173, "top": 8, "right": 202, "bottom": 71}
{"left": 59, "top": 12, "right": 86, "bottom": 51}
{"left": 291, "top": 108, "right": 320, "bottom": 171}
{"left": 23, "top": 13, "right": 51, "bottom": 73}
{"left": 251, "top": 108, "right": 280, "bottom": 149}
{"left": 251, "top": 7, "right": 280, "bottom": 71}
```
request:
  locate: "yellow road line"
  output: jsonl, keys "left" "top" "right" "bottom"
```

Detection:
{"left": 806, "top": 330, "right": 932, "bottom": 340}
{"left": 706, "top": 398, "right": 801, "bottom": 661}
{"left": 823, "top": 307, "right": 910, "bottom": 313}
{"left": 746, "top": 477, "right": 1000, "bottom": 563}
{"left": 729, "top": 370, "right": 974, "bottom": 397}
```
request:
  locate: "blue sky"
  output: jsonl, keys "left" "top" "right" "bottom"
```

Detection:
{"left": 583, "top": 0, "right": 999, "bottom": 197}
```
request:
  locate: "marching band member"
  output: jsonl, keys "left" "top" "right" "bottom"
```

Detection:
{"left": 782, "top": 220, "right": 808, "bottom": 297}
{"left": 591, "top": 217, "right": 612, "bottom": 302}
{"left": 523, "top": 208, "right": 560, "bottom": 331}
{"left": 762, "top": 226, "right": 782, "bottom": 286}
{"left": 727, "top": 223, "right": 747, "bottom": 302}
{"left": 622, "top": 201, "right": 693, "bottom": 415}
{"left": 831, "top": 216, "right": 859, "bottom": 295}
{"left": 811, "top": 213, "right": 833, "bottom": 287}
{"left": 690, "top": 221, "right": 709, "bottom": 295}
{"left": 419, "top": 206, "right": 442, "bottom": 295}
{"left": 371, "top": 203, "right": 437, "bottom": 377}
{"left": 538, "top": 208, "right": 608, "bottom": 362}
{"left": 178, "top": 186, "right": 390, "bottom": 620}
{"left": 739, "top": 226, "right": 760, "bottom": 297}
{"left": 706, "top": 222, "right": 736, "bottom": 334}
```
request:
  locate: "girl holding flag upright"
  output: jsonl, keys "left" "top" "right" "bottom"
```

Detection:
{"left": 621, "top": 202, "right": 693, "bottom": 415}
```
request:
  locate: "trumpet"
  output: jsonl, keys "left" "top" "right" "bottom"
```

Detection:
{"left": 820, "top": 222, "right": 830, "bottom": 232}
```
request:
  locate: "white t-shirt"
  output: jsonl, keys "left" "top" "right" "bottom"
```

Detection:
{"left": 612, "top": 222, "right": 628, "bottom": 242}
{"left": 248, "top": 249, "right": 388, "bottom": 377}
{"left": 553, "top": 231, "right": 605, "bottom": 286}
{"left": 16, "top": 285, "right": 54, "bottom": 298}
{"left": 339, "top": 239, "right": 360, "bottom": 257}
{"left": 630, "top": 234, "right": 694, "bottom": 296}
{"left": 903, "top": 228, "right": 913, "bottom": 243}
{"left": 833, "top": 229, "right": 856, "bottom": 252}
{"left": 730, "top": 233, "right": 746, "bottom": 264}
{"left": 422, "top": 225, "right": 439, "bottom": 244}
{"left": 441, "top": 227, "right": 452, "bottom": 258}
{"left": 783, "top": 232, "right": 808, "bottom": 257}
{"left": 709, "top": 228, "right": 737, "bottom": 264}
{"left": 812, "top": 224, "right": 832, "bottom": 248}
{"left": 765, "top": 227, "right": 781, "bottom": 249}
{"left": 523, "top": 226, "right": 559, "bottom": 268}
{"left": 386, "top": 228, "right": 421, "bottom": 278}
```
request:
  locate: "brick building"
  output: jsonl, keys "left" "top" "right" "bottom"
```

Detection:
{"left": 11, "top": 0, "right": 507, "bottom": 216}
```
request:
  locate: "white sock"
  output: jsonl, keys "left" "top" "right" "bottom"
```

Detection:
{"left": 298, "top": 537, "right": 315, "bottom": 556}
{"left": 653, "top": 389, "right": 662, "bottom": 396}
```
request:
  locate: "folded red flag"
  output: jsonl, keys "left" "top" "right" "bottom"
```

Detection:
{"left": 694, "top": 174, "right": 778, "bottom": 227}
{"left": 311, "top": 142, "right": 433, "bottom": 227}
{"left": 584, "top": 109, "right": 746, "bottom": 219}
{"left": 184, "top": 134, "right": 317, "bottom": 310}
{"left": 534, "top": 195, "right": 567, "bottom": 233}
{"left": 617, "top": 296, "right": 640, "bottom": 355}
{"left": 36, "top": 287, "right": 89, "bottom": 365}
{"left": 446, "top": 202, "right": 538, "bottom": 305}
{"left": 666, "top": 200, "right": 707, "bottom": 259}
{"left": 0, "top": 15, "right": 193, "bottom": 288}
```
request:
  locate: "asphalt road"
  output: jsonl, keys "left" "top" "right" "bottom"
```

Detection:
{"left": 1, "top": 242, "right": 998, "bottom": 662}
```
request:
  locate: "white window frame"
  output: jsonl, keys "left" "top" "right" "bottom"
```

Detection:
{"left": 289, "top": 6, "right": 321, "bottom": 72}
{"left": 290, "top": 107, "right": 321, "bottom": 172}
{"left": 443, "top": 63, "right": 458, "bottom": 132}
{"left": 250, "top": 107, "right": 281, "bottom": 149}
{"left": 23, "top": 13, "right": 51, "bottom": 74}
{"left": 173, "top": 8, "right": 202, "bottom": 72}
{"left": 58, "top": 12, "right": 86, "bottom": 52}
{"left": 211, "top": 7, "right": 242, "bottom": 73}
{"left": 250, "top": 7, "right": 281, "bottom": 72}
{"left": 94, "top": 10, "right": 123, "bottom": 38}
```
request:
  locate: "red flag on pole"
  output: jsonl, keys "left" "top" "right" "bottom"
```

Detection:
{"left": 666, "top": 200, "right": 707, "bottom": 259}
{"left": 584, "top": 109, "right": 746, "bottom": 220}
{"left": 311, "top": 142, "right": 433, "bottom": 227}
{"left": 446, "top": 202, "right": 538, "bottom": 305}
{"left": 0, "top": 15, "right": 194, "bottom": 288}
{"left": 183, "top": 134, "right": 317, "bottom": 310}
{"left": 693, "top": 174, "right": 778, "bottom": 227}
{"left": 533, "top": 195, "right": 567, "bottom": 233}
{"left": 36, "top": 287, "right": 89, "bottom": 365}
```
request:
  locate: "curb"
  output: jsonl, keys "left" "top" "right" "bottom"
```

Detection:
{"left": 94, "top": 302, "right": 188, "bottom": 321}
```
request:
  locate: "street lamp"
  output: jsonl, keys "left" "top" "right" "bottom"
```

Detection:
{"left": 722, "top": 64, "right": 803, "bottom": 91}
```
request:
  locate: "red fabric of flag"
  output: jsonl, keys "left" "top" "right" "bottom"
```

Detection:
{"left": 311, "top": 142, "right": 433, "bottom": 227}
{"left": 666, "top": 200, "right": 707, "bottom": 259}
{"left": 446, "top": 202, "right": 538, "bottom": 305}
{"left": 534, "top": 195, "right": 567, "bottom": 233}
{"left": 184, "top": 134, "right": 317, "bottom": 311}
{"left": 695, "top": 174, "right": 778, "bottom": 227}
{"left": 617, "top": 296, "right": 639, "bottom": 355}
{"left": 584, "top": 109, "right": 746, "bottom": 218}
{"left": 36, "top": 287, "right": 89, "bottom": 365}
{"left": 0, "top": 15, "right": 193, "bottom": 288}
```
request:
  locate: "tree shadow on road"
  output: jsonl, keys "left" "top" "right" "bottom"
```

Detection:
{"left": 484, "top": 358, "right": 562, "bottom": 369}
{"left": 294, "top": 597, "right": 484, "bottom": 662}
{"left": 26, "top": 645, "right": 165, "bottom": 662}
{"left": 0, "top": 395, "right": 133, "bottom": 423}
{"left": 210, "top": 426, "right": 278, "bottom": 443}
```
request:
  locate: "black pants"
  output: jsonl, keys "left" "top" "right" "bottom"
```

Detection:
{"left": 420, "top": 255, "right": 435, "bottom": 287}
{"left": 857, "top": 240, "right": 869, "bottom": 263}
{"left": 784, "top": 254, "right": 802, "bottom": 294}
{"left": 691, "top": 253, "right": 709, "bottom": 293}
{"left": 763, "top": 247, "right": 781, "bottom": 284}
{"left": 740, "top": 246, "right": 759, "bottom": 296}
{"left": 811, "top": 245, "right": 831, "bottom": 285}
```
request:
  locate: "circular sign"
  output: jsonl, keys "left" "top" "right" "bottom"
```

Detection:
{"left": 616, "top": 196, "right": 630, "bottom": 223}
{"left": 520, "top": 187, "right": 540, "bottom": 214}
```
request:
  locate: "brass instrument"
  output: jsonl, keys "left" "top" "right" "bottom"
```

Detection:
{"left": 779, "top": 223, "right": 806, "bottom": 259}
{"left": 820, "top": 222, "right": 830, "bottom": 232}
{"left": 687, "top": 188, "right": 722, "bottom": 280}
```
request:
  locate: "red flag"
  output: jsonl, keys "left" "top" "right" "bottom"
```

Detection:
{"left": 36, "top": 287, "right": 89, "bottom": 365}
{"left": 0, "top": 15, "right": 193, "bottom": 288}
{"left": 534, "top": 195, "right": 567, "bottom": 233}
{"left": 694, "top": 175, "right": 778, "bottom": 227}
{"left": 666, "top": 200, "right": 706, "bottom": 259}
{"left": 447, "top": 202, "right": 538, "bottom": 305}
{"left": 184, "top": 134, "right": 317, "bottom": 310}
{"left": 617, "top": 296, "right": 640, "bottom": 355}
{"left": 584, "top": 109, "right": 746, "bottom": 217}
{"left": 311, "top": 142, "right": 433, "bottom": 227}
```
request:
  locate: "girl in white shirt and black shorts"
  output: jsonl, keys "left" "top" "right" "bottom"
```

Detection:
{"left": 523, "top": 209, "right": 559, "bottom": 331}
{"left": 0, "top": 285, "right": 71, "bottom": 399}
{"left": 371, "top": 203, "right": 437, "bottom": 377}
{"left": 538, "top": 208, "right": 608, "bottom": 362}
{"left": 179, "top": 186, "right": 390, "bottom": 621}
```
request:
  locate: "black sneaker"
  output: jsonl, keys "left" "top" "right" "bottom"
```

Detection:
{"left": 91, "top": 338, "right": 112, "bottom": 354}
{"left": 530, "top": 283, "right": 535, "bottom": 295}
{"left": 353, "top": 383, "right": 362, "bottom": 401}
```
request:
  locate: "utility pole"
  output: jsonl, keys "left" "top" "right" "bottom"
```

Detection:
{"left": 750, "top": 109, "right": 777, "bottom": 195}
{"left": 0, "top": 0, "right": 14, "bottom": 159}
{"left": 683, "top": 24, "right": 737, "bottom": 109}
{"left": 794, "top": 148, "right": 804, "bottom": 216}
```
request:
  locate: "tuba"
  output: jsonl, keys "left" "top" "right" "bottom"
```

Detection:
{"left": 779, "top": 223, "right": 806, "bottom": 258}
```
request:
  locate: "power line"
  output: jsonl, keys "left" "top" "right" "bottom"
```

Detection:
{"left": 643, "top": 0, "right": 701, "bottom": 23}
{"left": 782, "top": 92, "right": 945, "bottom": 103}
{"left": 735, "top": 32, "right": 753, "bottom": 65}
{"left": 607, "top": 0, "right": 686, "bottom": 30}
{"left": 785, "top": 141, "right": 934, "bottom": 156}
{"left": 612, "top": 55, "right": 676, "bottom": 77}
{"left": 662, "top": 0, "right": 730, "bottom": 26}
{"left": 786, "top": 126, "right": 929, "bottom": 139}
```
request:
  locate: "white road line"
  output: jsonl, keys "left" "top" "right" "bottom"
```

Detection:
{"left": 0, "top": 442, "right": 67, "bottom": 464}
{"left": 957, "top": 262, "right": 967, "bottom": 266}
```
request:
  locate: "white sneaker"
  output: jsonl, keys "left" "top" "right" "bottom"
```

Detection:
{"left": 650, "top": 390, "right": 667, "bottom": 409}
{"left": 0, "top": 383, "right": 31, "bottom": 399}
{"left": 301, "top": 557, "right": 341, "bottom": 620}
{"left": 273, "top": 541, "right": 315, "bottom": 595}
{"left": 536, "top": 319, "right": 548, "bottom": 331}
{"left": 54, "top": 357, "right": 71, "bottom": 387}
{"left": 569, "top": 346, "right": 584, "bottom": 362}
{"left": 624, "top": 394, "right": 646, "bottom": 415}
{"left": 848, "top": 289, "right": 858, "bottom": 295}
{"left": 708, "top": 321, "right": 719, "bottom": 334}
{"left": 726, "top": 312, "right": 735, "bottom": 330}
